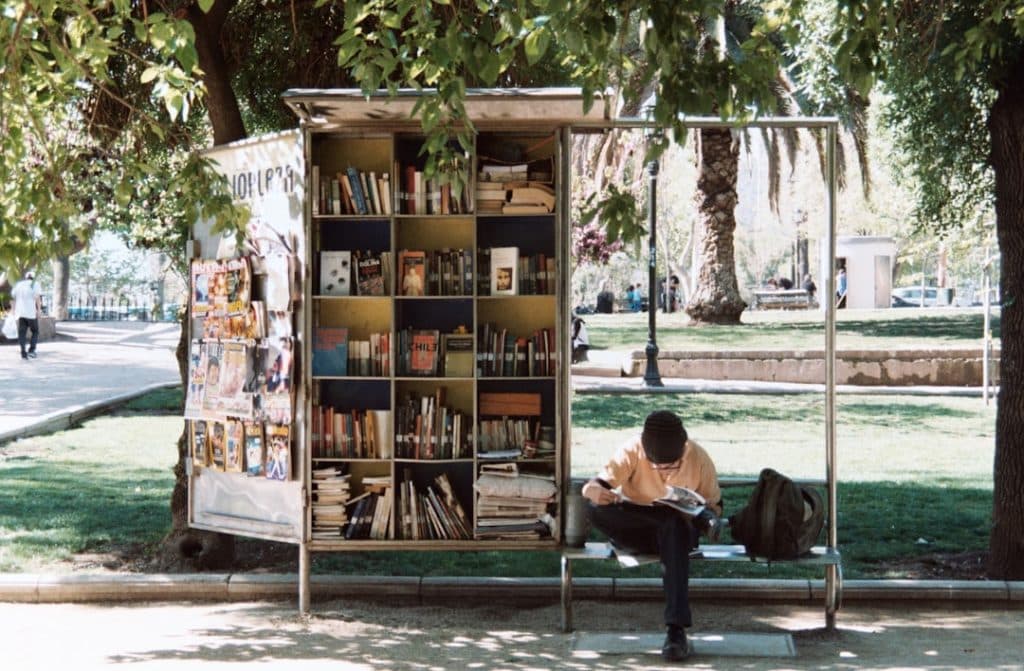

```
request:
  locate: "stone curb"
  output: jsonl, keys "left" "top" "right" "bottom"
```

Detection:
{"left": 1, "top": 574, "right": 1021, "bottom": 605}
{"left": 0, "top": 381, "right": 179, "bottom": 445}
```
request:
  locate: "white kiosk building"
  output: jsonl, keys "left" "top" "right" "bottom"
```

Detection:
{"left": 822, "top": 235, "right": 897, "bottom": 309}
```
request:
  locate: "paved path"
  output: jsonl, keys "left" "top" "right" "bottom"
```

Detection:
{"left": 4, "top": 598, "right": 1023, "bottom": 670}
{"left": 0, "top": 321, "right": 181, "bottom": 443}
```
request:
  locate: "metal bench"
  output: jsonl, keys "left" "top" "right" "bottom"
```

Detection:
{"left": 752, "top": 289, "right": 812, "bottom": 310}
{"left": 560, "top": 477, "right": 842, "bottom": 632}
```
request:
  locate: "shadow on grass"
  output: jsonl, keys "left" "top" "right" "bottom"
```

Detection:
{"left": 0, "top": 461, "right": 170, "bottom": 569}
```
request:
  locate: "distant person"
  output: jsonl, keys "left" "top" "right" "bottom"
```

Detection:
{"left": 596, "top": 281, "right": 614, "bottom": 314}
{"left": 803, "top": 273, "right": 817, "bottom": 303}
{"left": 582, "top": 410, "right": 722, "bottom": 662}
{"left": 668, "top": 275, "right": 681, "bottom": 312}
{"left": 628, "top": 285, "right": 642, "bottom": 312}
{"left": 765, "top": 277, "right": 778, "bottom": 290}
{"left": 625, "top": 285, "right": 637, "bottom": 311}
{"left": 11, "top": 270, "right": 42, "bottom": 361}
{"left": 571, "top": 313, "right": 590, "bottom": 363}
{"left": 778, "top": 276, "right": 794, "bottom": 290}
{"left": 836, "top": 268, "right": 847, "bottom": 308}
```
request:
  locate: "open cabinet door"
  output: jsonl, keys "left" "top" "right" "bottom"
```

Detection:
{"left": 187, "top": 129, "right": 307, "bottom": 544}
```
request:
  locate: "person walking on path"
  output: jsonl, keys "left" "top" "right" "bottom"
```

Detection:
{"left": 11, "top": 270, "right": 42, "bottom": 361}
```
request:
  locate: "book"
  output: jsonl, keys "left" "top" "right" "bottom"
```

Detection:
{"left": 506, "top": 182, "right": 555, "bottom": 212}
{"left": 442, "top": 333, "right": 475, "bottom": 377}
{"left": 409, "top": 330, "right": 440, "bottom": 376}
{"left": 244, "top": 421, "right": 265, "bottom": 476}
{"left": 398, "top": 250, "right": 427, "bottom": 296}
{"left": 320, "top": 250, "right": 351, "bottom": 296}
{"left": 312, "top": 327, "right": 348, "bottom": 377}
{"left": 490, "top": 247, "right": 518, "bottom": 295}
{"left": 190, "top": 419, "right": 209, "bottom": 466}
{"left": 224, "top": 419, "right": 245, "bottom": 472}
{"left": 265, "top": 423, "right": 291, "bottom": 481}
{"left": 209, "top": 420, "right": 226, "bottom": 470}
{"left": 346, "top": 166, "right": 368, "bottom": 214}
{"left": 355, "top": 250, "right": 385, "bottom": 296}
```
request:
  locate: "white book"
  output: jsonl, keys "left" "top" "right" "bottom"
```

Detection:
{"left": 320, "top": 250, "right": 351, "bottom": 296}
{"left": 490, "top": 246, "right": 519, "bottom": 296}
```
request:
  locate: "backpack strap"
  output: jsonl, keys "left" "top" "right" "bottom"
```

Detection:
{"left": 757, "top": 471, "right": 784, "bottom": 559}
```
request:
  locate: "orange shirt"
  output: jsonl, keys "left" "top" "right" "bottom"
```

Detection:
{"left": 597, "top": 437, "right": 722, "bottom": 515}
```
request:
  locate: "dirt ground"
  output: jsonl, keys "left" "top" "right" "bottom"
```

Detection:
{"left": 6, "top": 597, "right": 1023, "bottom": 670}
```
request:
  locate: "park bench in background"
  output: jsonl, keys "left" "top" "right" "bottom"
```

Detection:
{"left": 560, "top": 477, "right": 842, "bottom": 632}
{"left": 752, "top": 289, "right": 813, "bottom": 310}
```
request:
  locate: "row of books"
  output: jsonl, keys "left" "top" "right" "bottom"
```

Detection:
{"left": 311, "top": 407, "right": 392, "bottom": 459}
{"left": 189, "top": 419, "right": 291, "bottom": 481}
{"left": 477, "top": 417, "right": 540, "bottom": 457}
{"left": 319, "top": 250, "right": 392, "bottom": 297}
{"left": 399, "top": 472, "right": 472, "bottom": 540}
{"left": 397, "top": 163, "right": 472, "bottom": 215}
{"left": 393, "top": 328, "right": 476, "bottom": 378}
{"left": 394, "top": 389, "right": 471, "bottom": 460}
{"left": 474, "top": 464, "right": 556, "bottom": 540}
{"left": 477, "top": 324, "right": 556, "bottom": 377}
{"left": 312, "top": 327, "right": 391, "bottom": 378}
{"left": 311, "top": 467, "right": 351, "bottom": 537}
{"left": 343, "top": 477, "right": 393, "bottom": 539}
{"left": 476, "top": 248, "right": 556, "bottom": 296}
{"left": 313, "top": 166, "right": 393, "bottom": 217}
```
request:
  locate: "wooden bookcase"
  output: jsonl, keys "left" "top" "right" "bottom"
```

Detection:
{"left": 187, "top": 90, "right": 606, "bottom": 609}
{"left": 306, "top": 126, "right": 564, "bottom": 550}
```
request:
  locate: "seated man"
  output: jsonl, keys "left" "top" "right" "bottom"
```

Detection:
{"left": 582, "top": 410, "right": 722, "bottom": 662}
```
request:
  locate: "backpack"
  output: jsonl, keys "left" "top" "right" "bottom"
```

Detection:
{"left": 728, "top": 468, "right": 825, "bottom": 560}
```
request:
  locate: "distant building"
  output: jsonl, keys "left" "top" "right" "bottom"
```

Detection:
{"left": 821, "top": 236, "right": 897, "bottom": 309}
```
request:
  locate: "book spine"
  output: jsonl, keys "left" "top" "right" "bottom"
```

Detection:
{"left": 347, "top": 166, "right": 368, "bottom": 214}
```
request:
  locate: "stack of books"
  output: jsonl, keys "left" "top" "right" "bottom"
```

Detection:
{"left": 344, "top": 476, "right": 393, "bottom": 540}
{"left": 311, "top": 467, "right": 351, "bottom": 538}
{"left": 503, "top": 182, "right": 555, "bottom": 214}
{"left": 474, "top": 463, "right": 556, "bottom": 540}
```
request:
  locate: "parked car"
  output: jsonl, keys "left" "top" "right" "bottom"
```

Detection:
{"left": 890, "top": 294, "right": 919, "bottom": 308}
{"left": 892, "top": 286, "right": 940, "bottom": 307}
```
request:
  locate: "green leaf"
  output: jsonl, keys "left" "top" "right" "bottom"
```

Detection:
{"left": 524, "top": 29, "right": 550, "bottom": 65}
{"left": 198, "top": 0, "right": 215, "bottom": 11}
{"left": 140, "top": 66, "right": 160, "bottom": 84}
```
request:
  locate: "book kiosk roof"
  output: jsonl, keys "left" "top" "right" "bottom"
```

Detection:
{"left": 282, "top": 87, "right": 608, "bottom": 130}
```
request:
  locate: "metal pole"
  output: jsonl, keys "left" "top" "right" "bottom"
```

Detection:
{"left": 643, "top": 127, "right": 663, "bottom": 387}
{"left": 824, "top": 122, "right": 839, "bottom": 629}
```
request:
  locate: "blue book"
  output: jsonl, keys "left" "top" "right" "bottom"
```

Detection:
{"left": 346, "top": 167, "right": 368, "bottom": 214}
{"left": 313, "top": 327, "right": 348, "bottom": 376}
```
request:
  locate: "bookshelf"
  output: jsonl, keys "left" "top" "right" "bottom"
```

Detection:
{"left": 306, "top": 125, "right": 564, "bottom": 550}
{"left": 187, "top": 91, "right": 608, "bottom": 610}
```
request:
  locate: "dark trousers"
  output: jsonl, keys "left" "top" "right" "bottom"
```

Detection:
{"left": 588, "top": 502, "right": 700, "bottom": 627}
{"left": 18, "top": 317, "right": 38, "bottom": 356}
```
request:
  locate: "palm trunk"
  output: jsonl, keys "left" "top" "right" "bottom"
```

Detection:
{"left": 987, "top": 73, "right": 1024, "bottom": 580}
{"left": 685, "top": 128, "right": 746, "bottom": 324}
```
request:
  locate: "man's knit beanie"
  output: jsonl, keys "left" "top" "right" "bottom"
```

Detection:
{"left": 641, "top": 410, "right": 687, "bottom": 463}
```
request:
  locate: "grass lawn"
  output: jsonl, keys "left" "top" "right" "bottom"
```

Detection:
{"left": 582, "top": 307, "right": 1000, "bottom": 352}
{"left": 0, "top": 385, "right": 997, "bottom": 580}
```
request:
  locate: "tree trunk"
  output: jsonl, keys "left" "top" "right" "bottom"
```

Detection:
{"left": 685, "top": 128, "right": 747, "bottom": 324}
{"left": 51, "top": 255, "right": 71, "bottom": 320}
{"left": 188, "top": 0, "right": 246, "bottom": 146}
{"left": 157, "top": 312, "right": 235, "bottom": 570}
{"left": 987, "top": 75, "right": 1024, "bottom": 580}
{"left": 156, "top": 0, "right": 247, "bottom": 570}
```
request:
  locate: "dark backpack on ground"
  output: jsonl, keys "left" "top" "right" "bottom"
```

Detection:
{"left": 728, "top": 468, "right": 825, "bottom": 560}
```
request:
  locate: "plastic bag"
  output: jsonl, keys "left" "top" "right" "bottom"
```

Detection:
{"left": 2, "top": 314, "right": 17, "bottom": 340}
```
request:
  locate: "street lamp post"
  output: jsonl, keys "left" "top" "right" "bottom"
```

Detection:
{"left": 643, "top": 123, "right": 664, "bottom": 387}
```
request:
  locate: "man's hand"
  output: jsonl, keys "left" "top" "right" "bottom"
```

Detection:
{"left": 582, "top": 479, "right": 620, "bottom": 505}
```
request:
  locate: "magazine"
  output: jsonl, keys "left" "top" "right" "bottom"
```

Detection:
{"left": 652, "top": 485, "right": 706, "bottom": 517}
{"left": 265, "top": 423, "right": 291, "bottom": 481}
{"left": 244, "top": 421, "right": 265, "bottom": 476}
{"left": 224, "top": 419, "right": 245, "bottom": 472}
